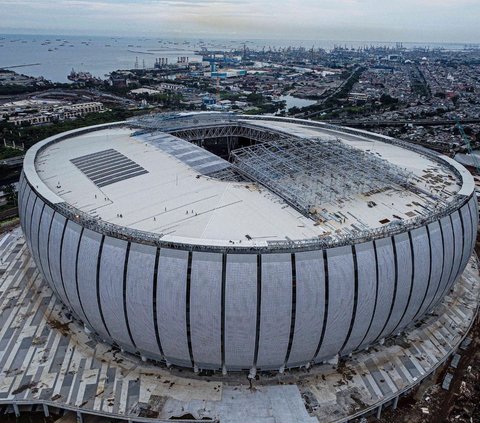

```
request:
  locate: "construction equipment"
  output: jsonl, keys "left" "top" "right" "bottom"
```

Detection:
{"left": 456, "top": 120, "right": 480, "bottom": 174}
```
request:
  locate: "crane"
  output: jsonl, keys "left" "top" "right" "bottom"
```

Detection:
{"left": 216, "top": 76, "right": 221, "bottom": 102}
{"left": 456, "top": 120, "right": 480, "bottom": 174}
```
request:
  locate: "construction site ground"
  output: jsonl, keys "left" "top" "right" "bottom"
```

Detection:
{"left": 370, "top": 235, "right": 480, "bottom": 423}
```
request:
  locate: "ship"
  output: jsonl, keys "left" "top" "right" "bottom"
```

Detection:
{"left": 67, "top": 68, "right": 102, "bottom": 84}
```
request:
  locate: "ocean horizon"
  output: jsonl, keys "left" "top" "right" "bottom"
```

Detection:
{"left": 0, "top": 33, "right": 476, "bottom": 83}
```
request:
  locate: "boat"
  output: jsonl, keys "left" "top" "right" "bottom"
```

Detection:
{"left": 68, "top": 68, "right": 102, "bottom": 83}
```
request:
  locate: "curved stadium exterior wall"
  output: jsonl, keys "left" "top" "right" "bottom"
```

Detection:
{"left": 18, "top": 119, "right": 478, "bottom": 373}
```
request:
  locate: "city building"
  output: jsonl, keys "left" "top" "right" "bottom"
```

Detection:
{"left": 4, "top": 101, "right": 104, "bottom": 126}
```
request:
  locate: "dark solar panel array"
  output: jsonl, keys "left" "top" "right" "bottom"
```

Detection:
{"left": 71, "top": 149, "right": 148, "bottom": 188}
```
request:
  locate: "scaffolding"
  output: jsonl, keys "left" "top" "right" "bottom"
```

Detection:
{"left": 231, "top": 137, "right": 414, "bottom": 216}
{"left": 129, "top": 112, "right": 447, "bottom": 222}
{"left": 129, "top": 112, "right": 238, "bottom": 132}
{"left": 130, "top": 113, "right": 291, "bottom": 147}
{"left": 170, "top": 123, "right": 289, "bottom": 145}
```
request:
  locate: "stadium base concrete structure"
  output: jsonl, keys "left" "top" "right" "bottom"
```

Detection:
{"left": 0, "top": 228, "right": 478, "bottom": 422}
{"left": 18, "top": 114, "right": 478, "bottom": 375}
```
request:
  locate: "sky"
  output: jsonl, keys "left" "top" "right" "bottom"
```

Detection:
{"left": 0, "top": 0, "right": 479, "bottom": 43}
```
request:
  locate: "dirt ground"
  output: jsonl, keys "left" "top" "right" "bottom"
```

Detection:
{"left": 370, "top": 316, "right": 480, "bottom": 423}
{"left": 0, "top": 217, "right": 20, "bottom": 235}
{"left": 369, "top": 238, "right": 480, "bottom": 423}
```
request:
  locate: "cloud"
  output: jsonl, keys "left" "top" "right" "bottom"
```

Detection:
{"left": 0, "top": 0, "right": 479, "bottom": 42}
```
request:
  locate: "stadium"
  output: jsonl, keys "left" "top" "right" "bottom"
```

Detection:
{"left": 18, "top": 112, "right": 478, "bottom": 375}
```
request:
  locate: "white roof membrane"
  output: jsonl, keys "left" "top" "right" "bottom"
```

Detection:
{"left": 29, "top": 117, "right": 469, "bottom": 248}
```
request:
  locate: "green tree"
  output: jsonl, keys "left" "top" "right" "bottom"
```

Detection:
{"left": 3, "top": 184, "right": 17, "bottom": 207}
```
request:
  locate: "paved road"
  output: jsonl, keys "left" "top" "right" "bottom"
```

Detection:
{"left": 293, "top": 66, "right": 363, "bottom": 119}
{"left": 0, "top": 156, "right": 24, "bottom": 167}
{"left": 324, "top": 118, "right": 480, "bottom": 127}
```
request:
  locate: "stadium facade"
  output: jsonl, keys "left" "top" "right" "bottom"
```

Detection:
{"left": 18, "top": 113, "right": 478, "bottom": 374}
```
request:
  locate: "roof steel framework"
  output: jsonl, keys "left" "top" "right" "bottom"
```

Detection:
{"left": 230, "top": 137, "right": 414, "bottom": 216}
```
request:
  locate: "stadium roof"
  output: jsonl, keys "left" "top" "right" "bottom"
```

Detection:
{"left": 30, "top": 115, "right": 468, "bottom": 248}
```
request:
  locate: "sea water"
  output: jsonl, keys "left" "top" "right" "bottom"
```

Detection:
{"left": 0, "top": 33, "right": 473, "bottom": 83}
